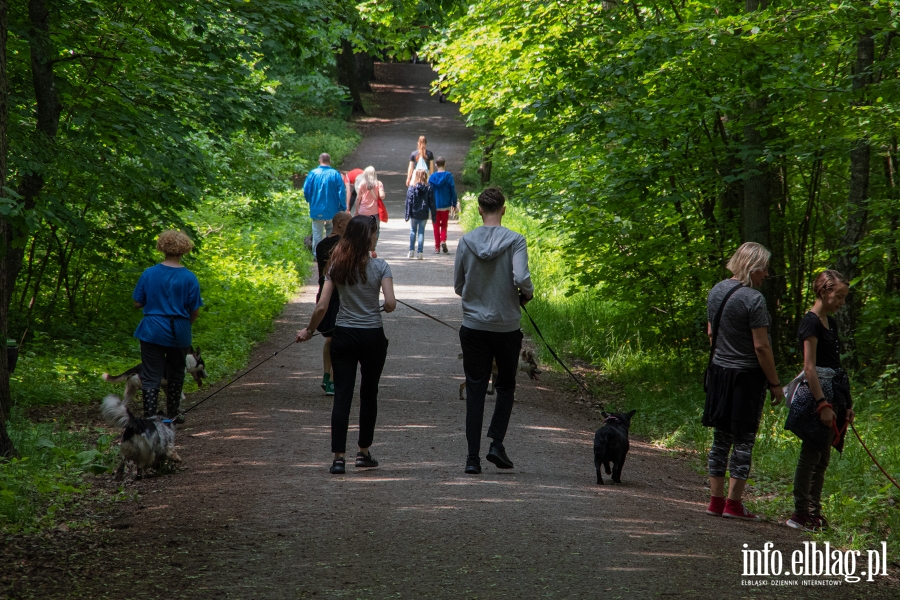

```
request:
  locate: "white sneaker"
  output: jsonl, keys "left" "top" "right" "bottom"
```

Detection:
{"left": 416, "top": 252, "right": 424, "bottom": 260}
{"left": 407, "top": 251, "right": 415, "bottom": 259}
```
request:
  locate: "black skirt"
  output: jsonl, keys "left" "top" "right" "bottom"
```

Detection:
{"left": 702, "top": 364, "right": 767, "bottom": 434}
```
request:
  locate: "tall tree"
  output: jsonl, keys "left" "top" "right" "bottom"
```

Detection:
{"left": 834, "top": 29, "right": 875, "bottom": 362}
{"left": 0, "top": 0, "right": 16, "bottom": 457}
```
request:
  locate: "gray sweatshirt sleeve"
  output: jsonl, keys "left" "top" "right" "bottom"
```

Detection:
{"left": 512, "top": 235, "right": 533, "bottom": 298}
{"left": 454, "top": 239, "right": 466, "bottom": 297}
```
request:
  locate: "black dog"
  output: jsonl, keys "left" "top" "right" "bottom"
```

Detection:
{"left": 593, "top": 410, "right": 636, "bottom": 485}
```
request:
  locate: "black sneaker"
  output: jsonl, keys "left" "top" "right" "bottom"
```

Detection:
{"left": 329, "top": 458, "right": 346, "bottom": 474}
{"left": 441, "top": 242, "right": 448, "bottom": 254}
{"left": 355, "top": 451, "right": 378, "bottom": 468}
{"left": 464, "top": 455, "right": 481, "bottom": 474}
{"left": 486, "top": 442, "right": 514, "bottom": 469}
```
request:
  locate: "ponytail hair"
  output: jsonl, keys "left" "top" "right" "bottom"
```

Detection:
{"left": 416, "top": 135, "right": 427, "bottom": 160}
{"left": 813, "top": 269, "right": 849, "bottom": 298}
{"left": 327, "top": 215, "right": 377, "bottom": 286}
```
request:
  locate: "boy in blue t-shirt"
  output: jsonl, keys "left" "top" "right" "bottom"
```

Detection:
{"left": 133, "top": 230, "right": 203, "bottom": 420}
{"left": 429, "top": 156, "right": 458, "bottom": 254}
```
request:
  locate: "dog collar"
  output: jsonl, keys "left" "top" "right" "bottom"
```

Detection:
{"left": 162, "top": 419, "right": 174, "bottom": 424}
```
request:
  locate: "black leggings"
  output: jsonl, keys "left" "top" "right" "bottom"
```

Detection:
{"left": 330, "top": 326, "right": 388, "bottom": 453}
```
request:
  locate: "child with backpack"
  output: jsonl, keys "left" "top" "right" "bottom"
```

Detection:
{"left": 405, "top": 169, "right": 435, "bottom": 259}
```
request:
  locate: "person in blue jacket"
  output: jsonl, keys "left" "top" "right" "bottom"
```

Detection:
{"left": 428, "top": 156, "right": 458, "bottom": 254}
{"left": 303, "top": 153, "right": 348, "bottom": 257}
{"left": 132, "top": 230, "right": 203, "bottom": 421}
{"left": 405, "top": 169, "right": 435, "bottom": 259}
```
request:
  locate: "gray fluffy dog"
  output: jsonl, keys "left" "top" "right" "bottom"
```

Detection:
{"left": 101, "top": 394, "right": 182, "bottom": 480}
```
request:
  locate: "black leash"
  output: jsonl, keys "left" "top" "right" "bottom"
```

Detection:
{"left": 397, "top": 298, "right": 607, "bottom": 414}
{"left": 521, "top": 304, "right": 607, "bottom": 415}
{"left": 182, "top": 336, "right": 315, "bottom": 414}
{"left": 396, "top": 299, "right": 460, "bottom": 332}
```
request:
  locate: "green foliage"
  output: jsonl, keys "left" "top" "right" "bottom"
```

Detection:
{"left": 429, "top": 0, "right": 900, "bottom": 370}
{"left": 0, "top": 411, "right": 120, "bottom": 531}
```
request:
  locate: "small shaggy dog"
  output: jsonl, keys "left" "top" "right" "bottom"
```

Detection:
{"left": 101, "top": 394, "right": 181, "bottom": 480}
{"left": 458, "top": 350, "right": 541, "bottom": 400}
{"left": 102, "top": 346, "right": 207, "bottom": 407}
{"left": 593, "top": 410, "right": 636, "bottom": 485}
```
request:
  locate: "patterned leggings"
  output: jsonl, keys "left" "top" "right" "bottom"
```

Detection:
{"left": 707, "top": 429, "right": 757, "bottom": 480}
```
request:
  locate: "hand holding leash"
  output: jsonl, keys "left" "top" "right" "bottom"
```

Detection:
{"left": 296, "top": 328, "right": 315, "bottom": 343}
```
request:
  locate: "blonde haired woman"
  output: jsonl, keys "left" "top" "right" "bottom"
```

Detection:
{"left": 132, "top": 230, "right": 203, "bottom": 422}
{"left": 405, "top": 135, "right": 434, "bottom": 186}
{"left": 353, "top": 166, "right": 385, "bottom": 257}
{"left": 702, "top": 242, "right": 783, "bottom": 521}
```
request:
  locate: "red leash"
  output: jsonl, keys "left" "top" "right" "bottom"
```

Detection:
{"left": 850, "top": 422, "right": 900, "bottom": 492}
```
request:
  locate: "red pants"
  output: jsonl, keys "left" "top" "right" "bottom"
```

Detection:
{"left": 433, "top": 210, "right": 449, "bottom": 248}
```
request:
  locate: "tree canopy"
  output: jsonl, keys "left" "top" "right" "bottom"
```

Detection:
{"left": 428, "top": 0, "right": 900, "bottom": 373}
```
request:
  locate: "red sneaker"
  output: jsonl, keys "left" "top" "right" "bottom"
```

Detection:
{"left": 706, "top": 496, "right": 726, "bottom": 516}
{"left": 723, "top": 499, "right": 761, "bottom": 521}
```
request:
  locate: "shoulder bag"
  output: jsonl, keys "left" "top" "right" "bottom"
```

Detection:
{"left": 704, "top": 282, "right": 743, "bottom": 392}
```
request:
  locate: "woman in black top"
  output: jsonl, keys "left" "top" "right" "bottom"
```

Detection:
{"left": 785, "top": 270, "right": 854, "bottom": 532}
{"left": 405, "top": 135, "right": 434, "bottom": 186}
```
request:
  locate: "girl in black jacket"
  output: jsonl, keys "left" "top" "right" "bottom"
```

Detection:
{"left": 405, "top": 169, "right": 435, "bottom": 259}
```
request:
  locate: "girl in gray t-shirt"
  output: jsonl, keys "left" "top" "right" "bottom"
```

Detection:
{"left": 297, "top": 215, "right": 396, "bottom": 475}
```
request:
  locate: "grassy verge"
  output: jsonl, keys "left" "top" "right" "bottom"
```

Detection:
{"left": 1, "top": 117, "right": 359, "bottom": 532}
{"left": 459, "top": 191, "right": 900, "bottom": 560}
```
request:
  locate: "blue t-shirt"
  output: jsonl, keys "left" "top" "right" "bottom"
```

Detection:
{"left": 132, "top": 264, "right": 203, "bottom": 347}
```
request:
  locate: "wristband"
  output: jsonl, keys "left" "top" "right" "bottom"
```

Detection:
{"left": 815, "top": 397, "right": 827, "bottom": 405}
{"left": 816, "top": 402, "right": 833, "bottom": 414}
{"left": 768, "top": 381, "right": 782, "bottom": 388}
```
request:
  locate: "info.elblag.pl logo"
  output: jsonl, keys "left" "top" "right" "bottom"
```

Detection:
{"left": 741, "top": 541, "right": 890, "bottom": 586}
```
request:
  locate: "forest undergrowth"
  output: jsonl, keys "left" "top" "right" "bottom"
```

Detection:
{"left": 0, "top": 117, "right": 359, "bottom": 533}
{"left": 458, "top": 147, "right": 900, "bottom": 561}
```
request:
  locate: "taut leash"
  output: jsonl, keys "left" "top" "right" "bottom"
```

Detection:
{"left": 396, "top": 299, "right": 460, "bottom": 331}
{"left": 850, "top": 422, "right": 900, "bottom": 492}
{"left": 183, "top": 336, "right": 315, "bottom": 414}
{"left": 396, "top": 298, "right": 608, "bottom": 415}
{"left": 521, "top": 304, "right": 608, "bottom": 415}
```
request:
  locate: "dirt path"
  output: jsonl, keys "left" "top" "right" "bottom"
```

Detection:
{"left": 14, "top": 63, "right": 895, "bottom": 600}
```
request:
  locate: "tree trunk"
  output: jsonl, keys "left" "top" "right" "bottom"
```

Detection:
{"left": 833, "top": 30, "right": 875, "bottom": 365}
{"left": 337, "top": 39, "right": 364, "bottom": 114}
{"left": 355, "top": 51, "right": 375, "bottom": 91}
{"left": 0, "top": 0, "right": 61, "bottom": 451}
{"left": 0, "top": 0, "right": 17, "bottom": 457}
{"left": 742, "top": 0, "right": 778, "bottom": 352}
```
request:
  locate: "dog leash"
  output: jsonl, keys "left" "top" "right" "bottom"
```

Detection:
{"left": 182, "top": 336, "right": 315, "bottom": 414}
{"left": 396, "top": 299, "right": 460, "bottom": 331}
{"left": 521, "top": 304, "right": 608, "bottom": 415}
{"left": 850, "top": 422, "right": 900, "bottom": 492}
{"left": 397, "top": 298, "right": 608, "bottom": 415}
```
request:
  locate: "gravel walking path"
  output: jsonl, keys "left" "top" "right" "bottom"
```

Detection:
{"left": 18, "top": 63, "right": 894, "bottom": 600}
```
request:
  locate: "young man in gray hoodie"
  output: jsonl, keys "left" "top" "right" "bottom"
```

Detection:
{"left": 454, "top": 188, "right": 534, "bottom": 474}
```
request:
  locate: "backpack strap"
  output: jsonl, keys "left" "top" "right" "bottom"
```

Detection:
{"left": 708, "top": 282, "right": 743, "bottom": 369}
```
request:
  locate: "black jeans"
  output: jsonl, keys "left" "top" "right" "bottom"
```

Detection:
{"left": 140, "top": 341, "right": 186, "bottom": 418}
{"left": 330, "top": 326, "right": 389, "bottom": 453}
{"left": 459, "top": 326, "right": 524, "bottom": 456}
